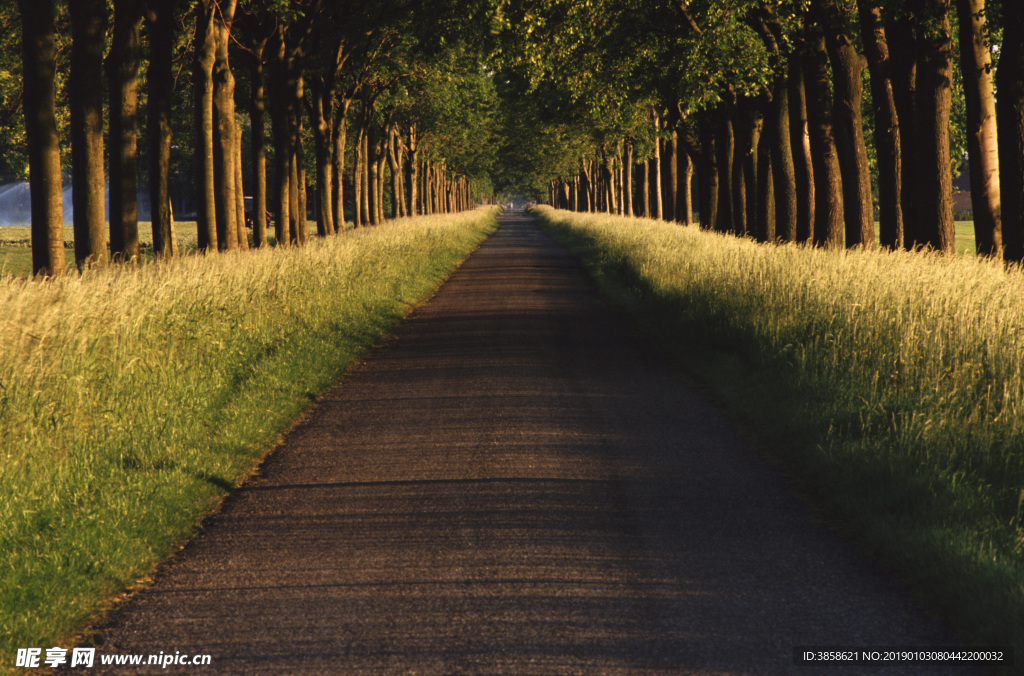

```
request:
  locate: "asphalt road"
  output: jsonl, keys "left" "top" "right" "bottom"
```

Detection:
{"left": 88, "top": 213, "right": 969, "bottom": 674}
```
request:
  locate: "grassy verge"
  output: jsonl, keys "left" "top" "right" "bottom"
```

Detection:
{"left": 0, "top": 209, "right": 497, "bottom": 666}
{"left": 533, "top": 206, "right": 1023, "bottom": 669}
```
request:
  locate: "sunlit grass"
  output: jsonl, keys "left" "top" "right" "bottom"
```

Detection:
{"left": 0, "top": 209, "right": 497, "bottom": 665}
{"left": 534, "top": 206, "right": 1023, "bottom": 668}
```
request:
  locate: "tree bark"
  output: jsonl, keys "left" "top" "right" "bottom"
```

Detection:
{"left": 789, "top": 57, "right": 815, "bottom": 242}
{"left": 714, "top": 107, "right": 735, "bottom": 232}
{"left": 698, "top": 112, "right": 719, "bottom": 230}
{"left": 332, "top": 98, "right": 351, "bottom": 229}
{"left": 804, "top": 32, "right": 845, "bottom": 248}
{"left": 816, "top": 0, "right": 875, "bottom": 248}
{"left": 146, "top": 0, "right": 177, "bottom": 257}
{"left": 311, "top": 77, "right": 334, "bottom": 236}
{"left": 408, "top": 125, "right": 419, "bottom": 216}
{"left": 956, "top": 0, "right": 1001, "bottom": 255}
{"left": 997, "top": 0, "right": 1024, "bottom": 262}
{"left": 625, "top": 142, "right": 634, "bottom": 216}
{"left": 859, "top": 0, "right": 904, "bottom": 249}
{"left": 234, "top": 121, "right": 248, "bottom": 250}
{"left": 108, "top": 0, "right": 144, "bottom": 262}
{"left": 18, "top": 0, "right": 65, "bottom": 276}
{"left": 69, "top": 0, "right": 108, "bottom": 268}
{"left": 212, "top": 0, "right": 238, "bottom": 251}
{"left": 246, "top": 38, "right": 268, "bottom": 247}
{"left": 653, "top": 111, "right": 663, "bottom": 219}
{"left": 887, "top": 12, "right": 919, "bottom": 248}
{"left": 680, "top": 145, "right": 694, "bottom": 226}
{"left": 914, "top": 0, "right": 955, "bottom": 252}
{"left": 193, "top": 1, "right": 218, "bottom": 251}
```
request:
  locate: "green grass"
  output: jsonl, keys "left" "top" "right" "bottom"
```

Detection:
{"left": 533, "top": 206, "right": 1024, "bottom": 672}
{"left": 0, "top": 209, "right": 498, "bottom": 668}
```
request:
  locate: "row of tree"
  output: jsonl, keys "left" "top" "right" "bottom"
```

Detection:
{"left": 9, "top": 0, "right": 496, "bottom": 276}
{"left": 492, "top": 0, "right": 1023, "bottom": 261}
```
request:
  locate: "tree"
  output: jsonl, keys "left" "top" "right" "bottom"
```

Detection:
{"left": 956, "top": 0, "right": 1001, "bottom": 256}
{"left": 68, "top": 0, "right": 107, "bottom": 268}
{"left": 18, "top": 0, "right": 65, "bottom": 276}
{"left": 858, "top": 0, "right": 904, "bottom": 249}
{"left": 145, "top": 0, "right": 180, "bottom": 258}
{"left": 108, "top": 0, "right": 144, "bottom": 262}
{"left": 913, "top": 0, "right": 956, "bottom": 252}
{"left": 998, "top": 0, "right": 1024, "bottom": 262}
{"left": 815, "top": 0, "right": 875, "bottom": 248}
{"left": 803, "top": 29, "right": 845, "bottom": 248}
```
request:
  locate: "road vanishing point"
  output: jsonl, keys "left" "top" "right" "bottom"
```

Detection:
{"left": 87, "top": 212, "right": 969, "bottom": 674}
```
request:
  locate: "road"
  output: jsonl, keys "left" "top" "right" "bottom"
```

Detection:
{"left": 88, "top": 213, "right": 967, "bottom": 674}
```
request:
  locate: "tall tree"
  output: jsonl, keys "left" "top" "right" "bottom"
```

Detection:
{"left": 69, "top": 0, "right": 108, "bottom": 268}
{"left": 108, "top": 0, "right": 144, "bottom": 262}
{"left": 145, "top": 0, "right": 179, "bottom": 258}
{"left": 998, "top": 0, "right": 1024, "bottom": 262}
{"left": 212, "top": 0, "right": 239, "bottom": 251}
{"left": 956, "top": 0, "right": 1001, "bottom": 256}
{"left": 18, "top": 0, "right": 65, "bottom": 276}
{"left": 803, "top": 31, "right": 845, "bottom": 248}
{"left": 913, "top": 0, "right": 956, "bottom": 252}
{"left": 858, "top": 0, "right": 904, "bottom": 249}
{"left": 193, "top": 0, "right": 219, "bottom": 252}
{"left": 815, "top": 0, "right": 875, "bottom": 248}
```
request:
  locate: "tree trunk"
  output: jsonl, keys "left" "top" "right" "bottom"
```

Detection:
{"left": 69, "top": 0, "right": 108, "bottom": 268}
{"left": 956, "top": 0, "right": 1001, "bottom": 255}
{"left": 246, "top": 40, "right": 269, "bottom": 247}
{"left": 408, "top": 125, "right": 419, "bottom": 216}
{"left": 234, "top": 121, "right": 249, "bottom": 250}
{"left": 997, "top": 0, "right": 1024, "bottom": 262}
{"left": 367, "top": 126, "right": 378, "bottom": 224}
{"left": 311, "top": 77, "right": 334, "bottom": 237}
{"left": 333, "top": 99, "right": 349, "bottom": 229}
{"left": 859, "top": 0, "right": 904, "bottom": 249}
{"left": 768, "top": 79, "right": 798, "bottom": 241}
{"left": 715, "top": 107, "right": 736, "bottom": 232}
{"left": 625, "top": 143, "right": 634, "bottom": 216}
{"left": 353, "top": 126, "right": 363, "bottom": 227}
{"left": 108, "top": 0, "right": 143, "bottom": 262}
{"left": 888, "top": 12, "right": 920, "bottom": 248}
{"left": 816, "top": 0, "right": 875, "bottom": 248}
{"left": 914, "top": 0, "right": 955, "bottom": 252}
{"left": 698, "top": 112, "right": 719, "bottom": 230}
{"left": 653, "top": 112, "right": 664, "bottom": 219}
{"left": 212, "top": 0, "right": 238, "bottom": 252}
{"left": 737, "top": 97, "right": 761, "bottom": 238}
{"left": 146, "top": 0, "right": 177, "bottom": 257}
{"left": 789, "top": 57, "right": 815, "bottom": 242}
{"left": 668, "top": 129, "right": 679, "bottom": 222}
{"left": 193, "top": 1, "right": 218, "bottom": 251}
{"left": 681, "top": 146, "right": 694, "bottom": 226}
{"left": 18, "top": 0, "right": 65, "bottom": 276}
{"left": 804, "top": 32, "right": 845, "bottom": 248}
{"left": 387, "top": 125, "right": 402, "bottom": 218}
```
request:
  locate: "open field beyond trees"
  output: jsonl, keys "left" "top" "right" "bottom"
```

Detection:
{"left": 0, "top": 208, "right": 497, "bottom": 660}
{"left": 532, "top": 205, "right": 1024, "bottom": 661}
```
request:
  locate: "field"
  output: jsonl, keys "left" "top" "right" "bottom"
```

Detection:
{"left": 533, "top": 206, "right": 1024, "bottom": 664}
{"left": 0, "top": 209, "right": 498, "bottom": 662}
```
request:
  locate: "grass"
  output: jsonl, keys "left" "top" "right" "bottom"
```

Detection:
{"left": 533, "top": 206, "right": 1024, "bottom": 671}
{"left": 0, "top": 209, "right": 498, "bottom": 667}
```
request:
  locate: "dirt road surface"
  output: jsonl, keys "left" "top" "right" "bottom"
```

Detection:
{"left": 88, "top": 213, "right": 969, "bottom": 674}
